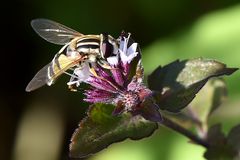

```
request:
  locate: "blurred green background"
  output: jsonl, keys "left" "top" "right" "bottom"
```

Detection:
{"left": 1, "top": 0, "right": 240, "bottom": 160}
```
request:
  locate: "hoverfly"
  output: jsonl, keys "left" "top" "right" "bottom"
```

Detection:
{"left": 26, "top": 19, "right": 119, "bottom": 92}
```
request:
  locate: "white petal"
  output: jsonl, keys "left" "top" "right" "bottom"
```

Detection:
{"left": 119, "top": 39, "right": 125, "bottom": 51}
{"left": 119, "top": 33, "right": 138, "bottom": 64}
{"left": 119, "top": 37, "right": 127, "bottom": 53}
{"left": 119, "top": 33, "right": 131, "bottom": 53}
{"left": 127, "top": 43, "right": 138, "bottom": 56}
{"left": 120, "top": 49, "right": 138, "bottom": 64}
{"left": 107, "top": 56, "right": 119, "bottom": 66}
{"left": 67, "top": 66, "right": 91, "bottom": 87}
{"left": 73, "top": 64, "right": 92, "bottom": 82}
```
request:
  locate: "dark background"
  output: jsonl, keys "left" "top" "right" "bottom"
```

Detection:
{"left": 1, "top": 0, "right": 240, "bottom": 160}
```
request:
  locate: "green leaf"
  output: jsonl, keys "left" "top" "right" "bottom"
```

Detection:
{"left": 185, "top": 79, "right": 227, "bottom": 136}
{"left": 69, "top": 103, "right": 158, "bottom": 158}
{"left": 148, "top": 58, "right": 237, "bottom": 112}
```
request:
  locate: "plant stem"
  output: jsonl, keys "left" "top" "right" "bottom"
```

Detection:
{"left": 161, "top": 116, "right": 209, "bottom": 148}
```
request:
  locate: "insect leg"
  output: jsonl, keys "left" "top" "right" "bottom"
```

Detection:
{"left": 66, "top": 69, "right": 81, "bottom": 92}
{"left": 63, "top": 71, "right": 78, "bottom": 78}
{"left": 97, "top": 59, "right": 112, "bottom": 70}
{"left": 67, "top": 79, "right": 80, "bottom": 92}
{"left": 88, "top": 63, "right": 99, "bottom": 77}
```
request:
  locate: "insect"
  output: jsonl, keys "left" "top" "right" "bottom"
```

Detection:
{"left": 26, "top": 18, "right": 119, "bottom": 92}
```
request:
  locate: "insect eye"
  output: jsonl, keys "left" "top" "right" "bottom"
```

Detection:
{"left": 101, "top": 35, "right": 113, "bottom": 59}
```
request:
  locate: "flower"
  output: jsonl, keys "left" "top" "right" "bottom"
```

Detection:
{"left": 69, "top": 32, "right": 162, "bottom": 122}
{"left": 67, "top": 63, "right": 92, "bottom": 87}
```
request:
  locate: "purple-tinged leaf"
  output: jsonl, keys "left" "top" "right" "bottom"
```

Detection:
{"left": 69, "top": 103, "right": 158, "bottom": 158}
{"left": 204, "top": 124, "right": 240, "bottom": 160}
{"left": 148, "top": 58, "right": 238, "bottom": 112}
{"left": 227, "top": 124, "right": 240, "bottom": 156}
{"left": 132, "top": 95, "right": 162, "bottom": 123}
{"left": 207, "top": 124, "right": 226, "bottom": 146}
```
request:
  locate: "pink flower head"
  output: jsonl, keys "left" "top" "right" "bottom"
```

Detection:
{"left": 70, "top": 32, "right": 161, "bottom": 122}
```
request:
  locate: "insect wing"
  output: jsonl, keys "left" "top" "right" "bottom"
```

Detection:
{"left": 31, "top": 19, "right": 83, "bottom": 45}
{"left": 26, "top": 54, "right": 77, "bottom": 92}
{"left": 25, "top": 63, "right": 52, "bottom": 92}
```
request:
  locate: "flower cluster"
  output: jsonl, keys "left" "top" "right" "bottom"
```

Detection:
{"left": 68, "top": 32, "right": 161, "bottom": 122}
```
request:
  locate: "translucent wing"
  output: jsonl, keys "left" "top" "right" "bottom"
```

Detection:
{"left": 26, "top": 54, "right": 77, "bottom": 92}
{"left": 25, "top": 63, "right": 51, "bottom": 92}
{"left": 31, "top": 18, "right": 83, "bottom": 45}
